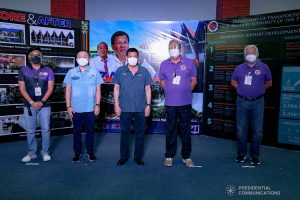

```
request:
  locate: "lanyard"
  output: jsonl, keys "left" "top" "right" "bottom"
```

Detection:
{"left": 33, "top": 68, "right": 40, "bottom": 86}
{"left": 172, "top": 63, "right": 178, "bottom": 77}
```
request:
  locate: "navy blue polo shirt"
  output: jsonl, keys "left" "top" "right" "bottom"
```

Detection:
{"left": 113, "top": 65, "right": 152, "bottom": 112}
{"left": 18, "top": 65, "right": 54, "bottom": 107}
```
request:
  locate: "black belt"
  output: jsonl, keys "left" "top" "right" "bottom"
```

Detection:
{"left": 238, "top": 94, "right": 264, "bottom": 101}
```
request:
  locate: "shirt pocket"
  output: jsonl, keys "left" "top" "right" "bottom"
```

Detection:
{"left": 88, "top": 74, "right": 97, "bottom": 85}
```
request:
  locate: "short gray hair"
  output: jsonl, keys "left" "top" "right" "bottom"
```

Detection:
{"left": 168, "top": 39, "right": 181, "bottom": 49}
{"left": 244, "top": 45, "right": 259, "bottom": 57}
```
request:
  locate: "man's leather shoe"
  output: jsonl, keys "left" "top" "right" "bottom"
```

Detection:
{"left": 134, "top": 158, "right": 144, "bottom": 166}
{"left": 117, "top": 158, "right": 128, "bottom": 166}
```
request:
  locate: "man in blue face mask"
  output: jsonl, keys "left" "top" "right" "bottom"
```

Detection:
{"left": 231, "top": 45, "right": 272, "bottom": 166}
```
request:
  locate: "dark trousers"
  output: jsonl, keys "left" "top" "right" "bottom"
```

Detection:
{"left": 165, "top": 105, "right": 192, "bottom": 159}
{"left": 72, "top": 112, "right": 95, "bottom": 155}
{"left": 120, "top": 112, "right": 145, "bottom": 159}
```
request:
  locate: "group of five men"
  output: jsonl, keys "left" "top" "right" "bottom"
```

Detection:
{"left": 18, "top": 31, "right": 272, "bottom": 167}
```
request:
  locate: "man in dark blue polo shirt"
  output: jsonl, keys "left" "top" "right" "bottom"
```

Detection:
{"left": 113, "top": 48, "right": 152, "bottom": 166}
{"left": 18, "top": 47, "right": 55, "bottom": 163}
{"left": 231, "top": 45, "right": 272, "bottom": 166}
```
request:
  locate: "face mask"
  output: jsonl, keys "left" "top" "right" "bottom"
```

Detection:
{"left": 77, "top": 58, "right": 89, "bottom": 66}
{"left": 169, "top": 48, "right": 180, "bottom": 58}
{"left": 31, "top": 56, "right": 42, "bottom": 64}
{"left": 245, "top": 54, "right": 257, "bottom": 63}
{"left": 128, "top": 57, "right": 138, "bottom": 66}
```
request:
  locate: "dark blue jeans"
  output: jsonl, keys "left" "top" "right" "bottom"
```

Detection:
{"left": 236, "top": 96, "right": 264, "bottom": 159}
{"left": 120, "top": 112, "right": 145, "bottom": 159}
{"left": 165, "top": 105, "right": 192, "bottom": 159}
{"left": 72, "top": 112, "right": 95, "bottom": 155}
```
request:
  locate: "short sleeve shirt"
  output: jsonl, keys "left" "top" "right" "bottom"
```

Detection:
{"left": 159, "top": 57, "right": 197, "bottom": 106}
{"left": 231, "top": 61, "right": 272, "bottom": 98}
{"left": 63, "top": 66, "right": 104, "bottom": 112}
{"left": 18, "top": 65, "right": 54, "bottom": 107}
{"left": 113, "top": 65, "right": 152, "bottom": 112}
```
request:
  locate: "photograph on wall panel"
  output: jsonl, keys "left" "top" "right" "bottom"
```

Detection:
{"left": 0, "top": 104, "right": 23, "bottom": 116}
{"left": 0, "top": 83, "right": 66, "bottom": 106}
{"left": 30, "top": 26, "right": 75, "bottom": 48}
{"left": 0, "top": 84, "right": 24, "bottom": 105}
{"left": 51, "top": 83, "right": 66, "bottom": 103}
{"left": 42, "top": 55, "right": 75, "bottom": 74}
{"left": 0, "top": 22, "right": 26, "bottom": 45}
{"left": 0, "top": 74, "right": 20, "bottom": 84}
{"left": 0, "top": 53, "right": 26, "bottom": 74}
{"left": 0, "top": 111, "right": 73, "bottom": 136}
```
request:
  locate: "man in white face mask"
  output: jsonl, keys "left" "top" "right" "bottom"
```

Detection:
{"left": 64, "top": 50, "right": 104, "bottom": 163}
{"left": 159, "top": 40, "right": 197, "bottom": 167}
{"left": 113, "top": 48, "right": 152, "bottom": 166}
{"left": 231, "top": 45, "right": 272, "bottom": 166}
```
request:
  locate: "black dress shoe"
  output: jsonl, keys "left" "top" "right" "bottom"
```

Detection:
{"left": 117, "top": 158, "right": 128, "bottom": 166}
{"left": 134, "top": 158, "right": 144, "bottom": 166}
{"left": 72, "top": 154, "right": 82, "bottom": 163}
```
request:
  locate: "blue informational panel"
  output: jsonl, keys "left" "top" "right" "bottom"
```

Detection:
{"left": 279, "top": 93, "right": 300, "bottom": 120}
{"left": 278, "top": 66, "right": 300, "bottom": 146}
{"left": 278, "top": 119, "right": 300, "bottom": 146}
{"left": 281, "top": 66, "right": 300, "bottom": 93}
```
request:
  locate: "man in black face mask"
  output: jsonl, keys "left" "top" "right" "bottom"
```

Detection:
{"left": 18, "top": 47, "right": 55, "bottom": 163}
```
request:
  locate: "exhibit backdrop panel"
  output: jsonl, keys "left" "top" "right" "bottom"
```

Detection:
{"left": 204, "top": 9, "right": 300, "bottom": 149}
{"left": 0, "top": 7, "right": 89, "bottom": 140}
{"left": 90, "top": 20, "right": 206, "bottom": 134}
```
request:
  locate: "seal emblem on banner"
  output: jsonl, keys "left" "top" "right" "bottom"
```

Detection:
{"left": 208, "top": 21, "right": 218, "bottom": 32}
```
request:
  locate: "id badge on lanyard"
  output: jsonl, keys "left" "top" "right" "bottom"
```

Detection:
{"left": 172, "top": 75, "right": 181, "bottom": 85}
{"left": 35, "top": 85, "right": 42, "bottom": 96}
{"left": 244, "top": 72, "right": 252, "bottom": 85}
{"left": 34, "top": 70, "right": 42, "bottom": 96}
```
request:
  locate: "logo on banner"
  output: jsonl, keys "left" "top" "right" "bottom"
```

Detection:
{"left": 208, "top": 21, "right": 218, "bottom": 32}
{"left": 81, "top": 21, "right": 89, "bottom": 33}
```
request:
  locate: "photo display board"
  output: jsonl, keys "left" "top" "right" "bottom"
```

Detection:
{"left": 204, "top": 9, "right": 300, "bottom": 148}
{"left": 0, "top": 7, "right": 89, "bottom": 139}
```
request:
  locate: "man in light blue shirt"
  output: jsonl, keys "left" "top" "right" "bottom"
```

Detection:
{"left": 64, "top": 50, "right": 104, "bottom": 163}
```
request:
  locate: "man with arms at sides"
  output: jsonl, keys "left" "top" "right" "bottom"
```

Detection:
{"left": 19, "top": 47, "right": 54, "bottom": 162}
{"left": 64, "top": 50, "right": 104, "bottom": 163}
{"left": 159, "top": 39, "right": 197, "bottom": 167}
{"left": 231, "top": 44, "right": 272, "bottom": 166}
{"left": 113, "top": 48, "right": 152, "bottom": 166}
